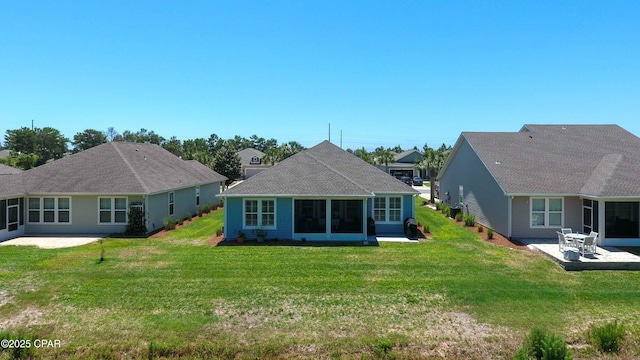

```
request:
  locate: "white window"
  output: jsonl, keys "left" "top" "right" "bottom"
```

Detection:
{"left": 27, "top": 197, "right": 71, "bottom": 224}
{"left": 373, "top": 196, "right": 402, "bottom": 223}
{"left": 168, "top": 192, "right": 175, "bottom": 216}
{"left": 99, "top": 197, "right": 128, "bottom": 224}
{"left": 195, "top": 186, "right": 200, "bottom": 206}
{"left": 531, "top": 198, "right": 563, "bottom": 228}
{"left": 243, "top": 199, "right": 276, "bottom": 229}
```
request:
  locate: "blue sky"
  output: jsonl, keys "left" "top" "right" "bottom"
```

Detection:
{"left": 2, "top": 1, "right": 639, "bottom": 151}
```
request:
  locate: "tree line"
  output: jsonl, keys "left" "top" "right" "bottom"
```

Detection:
{"left": 1, "top": 126, "right": 450, "bottom": 193}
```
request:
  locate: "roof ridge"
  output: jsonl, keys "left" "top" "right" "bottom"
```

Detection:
{"left": 305, "top": 147, "right": 374, "bottom": 195}
{"left": 112, "top": 142, "right": 151, "bottom": 193}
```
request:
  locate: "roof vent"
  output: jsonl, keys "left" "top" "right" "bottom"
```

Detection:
{"left": 562, "top": 126, "right": 567, "bottom": 130}
{"left": 495, "top": 161, "right": 501, "bottom": 165}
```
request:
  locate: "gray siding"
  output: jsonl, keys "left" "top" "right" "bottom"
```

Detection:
{"left": 26, "top": 195, "right": 144, "bottom": 235}
{"left": 511, "top": 196, "right": 582, "bottom": 239}
{"left": 440, "top": 138, "right": 510, "bottom": 237}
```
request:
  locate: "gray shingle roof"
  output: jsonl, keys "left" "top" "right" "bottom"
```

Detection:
{"left": 453, "top": 124, "right": 640, "bottom": 197}
{"left": 238, "top": 148, "right": 266, "bottom": 166}
{"left": 0, "top": 142, "right": 227, "bottom": 196}
{"left": 220, "top": 140, "right": 418, "bottom": 197}
{"left": 0, "top": 164, "right": 23, "bottom": 175}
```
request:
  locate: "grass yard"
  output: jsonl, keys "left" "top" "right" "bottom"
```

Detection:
{"left": 2, "top": 200, "right": 640, "bottom": 359}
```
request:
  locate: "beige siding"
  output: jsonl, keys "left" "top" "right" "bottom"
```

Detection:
{"left": 511, "top": 196, "right": 582, "bottom": 239}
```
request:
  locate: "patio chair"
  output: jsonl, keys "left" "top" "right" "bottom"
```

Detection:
{"left": 589, "top": 231, "right": 599, "bottom": 244}
{"left": 579, "top": 236, "right": 597, "bottom": 256}
{"left": 557, "top": 232, "right": 576, "bottom": 252}
{"left": 561, "top": 228, "right": 572, "bottom": 234}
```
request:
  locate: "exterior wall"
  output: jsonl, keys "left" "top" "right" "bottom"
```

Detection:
{"left": 366, "top": 194, "right": 415, "bottom": 235}
{"left": 224, "top": 197, "right": 293, "bottom": 240}
{"left": 440, "top": 138, "right": 510, "bottom": 237}
{"left": 200, "top": 182, "right": 223, "bottom": 207}
{"left": 147, "top": 193, "right": 168, "bottom": 232}
{"left": 26, "top": 195, "right": 144, "bottom": 235}
{"left": 244, "top": 167, "right": 268, "bottom": 179}
{"left": 0, "top": 196, "right": 25, "bottom": 242}
{"left": 511, "top": 196, "right": 582, "bottom": 240}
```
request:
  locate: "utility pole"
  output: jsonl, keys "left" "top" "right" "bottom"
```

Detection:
{"left": 328, "top": 123, "right": 331, "bottom": 142}
{"left": 31, "top": 119, "right": 34, "bottom": 130}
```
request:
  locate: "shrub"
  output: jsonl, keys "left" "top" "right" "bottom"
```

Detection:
{"left": 463, "top": 214, "right": 476, "bottom": 226}
{"left": 590, "top": 320, "right": 625, "bottom": 353}
{"left": 186, "top": 213, "right": 192, "bottom": 222}
{"left": 441, "top": 204, "right": 451, "bottom": 217}
{"left": 216, "top": 228, "right": 223, "bottom": 237}
{"left": 177, "top": 217, "right": 184, "bottom": 226}
{"left": 197, "top": 205, "right": 205, "bottom": 217}
{"left": 435, "top": 202, "right": 442, "bottom": 211}
{"left": 125, "top": 206, "right": 148, "bottom": 236}
{"left": 515, "top": 328, "right": 572, "bottom": 360}
{"left": 423, "top": 225, "right": 430, "bottom": 233}
{"left": 455, "top": 213, "right": 463, "bottom": 222}
{"left": 477, "top": 225, "right": 483, "bottom": 233}
{"left": 487, "top": 228, "right": 494, "bottom": 240}
{"left": 164, "top": 217, "right": 177, "bottom": 231}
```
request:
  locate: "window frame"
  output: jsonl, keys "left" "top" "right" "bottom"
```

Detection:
{"left": 168, "top": 192, "right": 175, "bottom": 216}
{"left": 98, "top": 197, "right": 128, "bottom": 225}
{"left": 195, "top": 186, "right": 200, "bottom": 206}
{"left": 27, "top": 196, "right": 72, "bottom": 225}
{"left": 243, "top": 198, "right": 276, "bottom": 229}
{"left": 530, "top": 197, "right": 564, "bottom": 228}
{"left": 373, "top": 196, "right": 403, "bottom": 224}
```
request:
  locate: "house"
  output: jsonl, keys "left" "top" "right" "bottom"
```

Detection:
{"left": 0, "top": 142, "right": 227, "bottom": 242}
{"left": 0, "top": 149, "right": 11, "bottom": 159}
{"left": 238, "top": 148, "right": 271, "bottom": 179}
{"left": 218, "top": 140, "right": 419, "bottom": 241}
{"left": 438, "top": 124, "right": 640, "bottom": 246}
{"left": 377, "top": 149, "right": 424, "bottom": 178}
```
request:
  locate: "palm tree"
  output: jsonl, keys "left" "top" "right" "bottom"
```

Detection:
{"left": 417, "top": 148, "right": 448, "bottom": 203}
{"left": 374, "top": 147, "right": 395, "bottom": 173}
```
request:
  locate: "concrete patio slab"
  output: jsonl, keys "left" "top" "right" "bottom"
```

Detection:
{"left": 0, "top": 235, "right": 105, "bottom": 249}
{"left": 523, "top": 239, "right": 640, "bottom": 271}
{"left": 370, "top": 236, "right": 419, "bottom": 243}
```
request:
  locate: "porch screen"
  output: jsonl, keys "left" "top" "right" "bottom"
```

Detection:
{"left": 330, "top": 200, "right": 363, "bottom": 234}
{"left": 605, "top": 202, "right": 639, "bottom": 239}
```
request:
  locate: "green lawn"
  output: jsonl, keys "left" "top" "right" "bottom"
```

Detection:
{"left": 1, "top": 201, "right": 640, "bottom": 359}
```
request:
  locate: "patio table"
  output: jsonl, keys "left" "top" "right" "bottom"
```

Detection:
{"left": 566, "top": 233, "right": 588, "bottom": 242}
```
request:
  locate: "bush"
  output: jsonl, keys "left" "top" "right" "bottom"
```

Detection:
{"left": 441, "top": 204, "right": 451, "bottom": 217}
{"left": 216, "top": 228, "right": 223, "bottom": 237}
{"left": 477, "top": 225, "right": 483, "bottom": 233}
{"left": 423, "top": 225, "right": 430, "bottom": 233}
{"left": 455, "top": 213, "right": 463, "bottom": 222}
{"left": 463, "top": 214, "right": 476, "bottom": 226}
{"left": 590, "top": 320, "right": 625, "bottom": 353}
{"left": 487, "top": 228, "right": 494, "bottom": 240}
{"left": 435, "top": 202, "right": 442, "bottom": 211}
{"left": 164, "top": 217, "right": 177, "bottom": 231}
{"left": 186, "top": 213, "right": 192, "bottom": 222}
{"left": 177, "top": 217, "right": 184, "bottom": 226}
{"left": 197, "top": 205, "right": 205, "bottom": 217}
{"left": 515, "top": 328, "right": 572, "bottom": 360}
{"left": 125, "top": 206, "right": 148, "bottom": 236}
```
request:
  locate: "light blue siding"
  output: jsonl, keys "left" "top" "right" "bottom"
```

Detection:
{"left": 224, "top": 197, "right": 293, "bottom": 240}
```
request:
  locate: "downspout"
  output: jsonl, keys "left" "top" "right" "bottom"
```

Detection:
{"left": 507, "top": 196, "right": 513, "bottom": 239}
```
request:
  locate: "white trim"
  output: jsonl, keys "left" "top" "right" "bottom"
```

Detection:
{"left": 529, "top": 197, "right": 564, "bottom": 228}
{"left": 98, "top": 197, "right": 128, "bottom": 225}
{"left": 195, "top": 186, "right": 201, "bottom": 207}
{"left": 27, "top": 196, "right": 73, "bottom": 225}
{"left": 168, "top": 192, "right": 175, "bottom": 216}
{"left": 373, "top": 195, "right": 403, "bottom": 224}
{"left": 242, "top": 198, "right": 276, "bottom": 230}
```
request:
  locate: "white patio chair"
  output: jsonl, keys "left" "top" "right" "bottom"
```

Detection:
{"left": 579, "top": 236, "right": 597, "bottom": 256}
{"left": 558, "top": 232, "right": 577, "bottom": 251}
{"left": 589, "top": 231, "right": 599, "bottom": 244}
{"left": 557, "top": 231, "right": 564, "bottom": 252}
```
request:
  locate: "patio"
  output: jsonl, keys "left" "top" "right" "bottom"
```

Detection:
{"left": 523, "top": 239, "right": 640, "bottom": 271}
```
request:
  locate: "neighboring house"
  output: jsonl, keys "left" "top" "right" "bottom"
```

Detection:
{"left": 0, "top": 149, "right": 11, "bottom": 158}
{"left": 438, "top": 124, "right": 640, "bottom": 246}
{"left": 218, "top": 141, "right": 419, "bottom": 242}
{"left": 0, "top": 142, "right": 227, "bottom": 243}
{"left": 377, "top": 149, "right": 424, "bottom": 178}
{"left": 238, "top": 148, "right": 271, "bottom": 179}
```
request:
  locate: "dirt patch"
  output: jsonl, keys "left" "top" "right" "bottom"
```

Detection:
{"left": 0, "top": 306, "right": 42, "bottom": 328}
